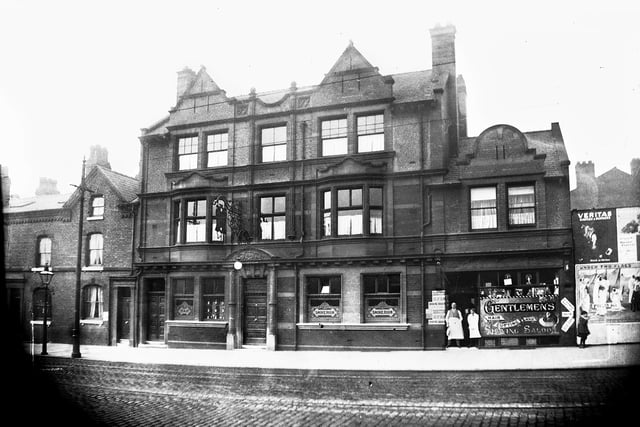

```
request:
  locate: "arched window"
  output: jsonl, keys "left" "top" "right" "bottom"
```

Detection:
{"left": 82, "top": 285, "right": 103, "bottom": 319}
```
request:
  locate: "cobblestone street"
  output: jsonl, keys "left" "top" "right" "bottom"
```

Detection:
{"left": 28, "top": 357, "right": 639, "bottom": 426}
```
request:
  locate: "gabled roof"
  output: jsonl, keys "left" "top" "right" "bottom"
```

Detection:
{"left": 64, "top": 165, "right": 139, "bottom": 208}
{"left": 597, "top": 167, "right": 630, "bottom": 182}
{"left": 184, "top": 66, "right": 222, "bottom": 96}
{"left": 5, "top": 192, "right": 72, "bottom": 214}
{"left": 325, "top": 42, "right": 376, "bottom": 75}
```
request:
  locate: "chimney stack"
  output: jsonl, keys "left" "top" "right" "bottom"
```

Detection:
{"left": 87, "top": 145, "right": 111, "bottom": 170}
{"left": 177, "top": 66, "right": 196, "bottom": 101}
{"left": 1, "top": 165, "right": 10, "bottom": 208}
{"left": 430, "top": 24, "right": 459, "bottom": 157}
{"left": 35, "top": 177, "right": 60, "bottom": 196}
{"left": 631, "top": 158, "right": 640, "bottom": 177}
{"left": 457, "top": 75, "right": 467, "bottom": 139}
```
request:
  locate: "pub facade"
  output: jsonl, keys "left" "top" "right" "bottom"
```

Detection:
{"left": 132, "top": 25, "right": 575, "bottom": 351}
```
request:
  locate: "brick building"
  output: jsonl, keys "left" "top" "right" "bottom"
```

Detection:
{"left": 132, "top": 25, "right": 574, "bottom": 351}
{"left": 4, "top": 147, "right": 139, "bottom": 347}
{"left": 571, "top": 159, "right": 640, "bottom": 210}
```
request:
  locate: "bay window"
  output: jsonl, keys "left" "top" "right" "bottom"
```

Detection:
{"left": 260, "top": 196, "right": 286, "bottom": 240}
{"left": 186, "top": 199, "right": 206, "bottom": 243}
{"left": 322, "top": 185, "right": 383, "bottom": 237}
{"left": 338, "top": 188, "right": 363, "bottom": 235}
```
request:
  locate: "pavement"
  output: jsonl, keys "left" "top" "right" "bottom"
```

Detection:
{"left": 23, "top": 341, "right": 640, "bottom": 371}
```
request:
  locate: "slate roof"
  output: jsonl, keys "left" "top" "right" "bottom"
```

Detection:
{"left": 6, "top": 192, "right": 72, "bottom": 214}
{"left": 97, "top": 166, "right": 140, "bottom": 203}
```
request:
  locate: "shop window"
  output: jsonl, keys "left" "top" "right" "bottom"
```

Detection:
{"left": 357, "top": 114, "right": 384, "bottom": 152}
{"left": 337, "top": 188, "right": 363, "bottom": 235}
{"left": 470, "top": 186, "right": 497, "bottom": 230}
{"left": 172, "top": 278, "right": 195, "bottom": 320}
{"left": 202, "top": 278, "right": 225, "bottom": 320}
{"left": 87, "top": 233, "right": 103, "bottom": 266}
{"left": 207, "top": 132, "right": 228, "bottom": 167}
{"left": 82, "top": 285, "right": 103, "bottom": 319}
{"left": 37, "top": 236, "right": 52, "bottom": 268}
{"left": 363, "top": 274, "right": 400, "bottom": 322}
{"left": 185, "top": 199, "right": 206, "bottom": 243}
{"left": 307, "top": 276, "right": 341, "bottom": 323}
{"left": 508, "top": 185, "right": 536, "bottom": 226}
{"left": 260, "top": 196, "right": 285, "bottom": 240}
{"left": 33, "top": 288, "right": 52, "bottom": 321}
{"left": 177, "top": 136, "right": 199, "bottom": 170}
{"left": 261, "top": 125, "right": 287, "bottom": 162}
{"left": 321, "top": 118, "right": 348, "bottom": 156}
{"left": 90, "top": 196, "right": 104, "bottom": 218}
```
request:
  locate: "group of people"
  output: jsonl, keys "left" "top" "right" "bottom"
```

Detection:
{"left": 444, "top": 302, "right": 481, "bottom": 348}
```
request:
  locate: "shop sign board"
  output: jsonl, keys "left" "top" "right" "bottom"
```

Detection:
{"left": 479, "top": 295, "right": 560, "bottom": 336}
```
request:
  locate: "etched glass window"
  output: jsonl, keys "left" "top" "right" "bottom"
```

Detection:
{"left": 307, "top": 276, "right": 341, "bottom": 323}
{"left": 364, "top": 274, "right": 400, "bottom": 323}
{"left": 202, "top": 278, "right": 225, "bottom": 320}
{"left": 173, "top": 278, "right": 195, "bottom": 320}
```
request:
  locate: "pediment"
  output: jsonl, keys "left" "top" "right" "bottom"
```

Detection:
{"left": 171, "top": 172, "right": 228, "bottom": 189}
{"left": 226, "top": 248, "right": 275, "bottom": 262}
{"left": 317, "top": 157, "right": 387, "bottom": 179}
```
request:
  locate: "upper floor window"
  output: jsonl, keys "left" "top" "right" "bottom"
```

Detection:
{"left": 172, "top": 278, "right": 195, "bottom": 320}
{"left": 260, "top": 196, "right": 285, "bottom": 240}
{"left": 508, "top": 185, "right": 536, "bottom": 226}
{"left": 261, "top": 125, "right": 287, "bottom": 162}
{"left": 202, "top": 277, "right": 225, "bottom": 320}
{"left": 88, "top": 233, "right": 103, "bottom": 266}
{"left": 363, "top": 274, "right": 400, "bottom": 323}
{"left": 37, "top": 237, "right": 52, "bottom": 268}
{"left": 82, "top": 285, "right": 103, "bottom": 320}
{"left": 90, "top": 196, "right": 104, "bottom": 218}
{"left": 338, "top": 188, "right": 363, "bottom": 236}
{"left": 369, "top": 187, "right": 383, "bottom": 234}
{"left": 207, "top": 132, "right": 228, "bottom": 167}
{"left": 357, "top": 114, "right": 384, "bottom": 152}
{"left": 178, "top": 136, "right": 199, "bottom": 170}
{"left": 307, "top": 276, "right": 342, "bottom": 323}
{"left": 321, "top": 118, "right": 348, "bottom": 156}
{"left": 186, "top": 199, "right": 206, "bottom": 243}
{"left": 211, "top": 200, "right": 225, "bottom": 242}
{"left": 470, "top": 187, "right": 497, "bottom": 230}
{"left": 322, "top": 190, "right": 332, "bottom": 237}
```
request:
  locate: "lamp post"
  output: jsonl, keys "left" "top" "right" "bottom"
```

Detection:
{"left": 38, "top": 265, "right": 54, "bottom": 356}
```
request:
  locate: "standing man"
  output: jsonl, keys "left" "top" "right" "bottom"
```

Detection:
{"left": 445, "top": 302, "right": 464, "bottom": 348}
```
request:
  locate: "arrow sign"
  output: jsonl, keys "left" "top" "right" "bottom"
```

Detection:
{"left": 561, "top": 297, "right": 575, "bottom": 313}
{"left": 561, "top": 316, "right": 575, "bottom": 332}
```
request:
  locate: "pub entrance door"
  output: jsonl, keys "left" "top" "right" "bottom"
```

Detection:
{"left": 243, "top": 278, "right": 267, "bottom": 345}
{"left": 146, "top": 279, "right": 165, "bottom": 342}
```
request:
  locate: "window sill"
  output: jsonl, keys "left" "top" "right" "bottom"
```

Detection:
{"left": 166, "top": 320, "right": 228, "bottom": 328}
{"left": 82, "top": 266, "right": 104, "bottom": 272}
{"left": 87, "top": 216, "right": 104, "bottom": 221}
{"left": 30, "top": 320, "right": 52, "bottom": 326}
{"left": 80, "top": 319, "right": 104, "bottom": 326}
{"left": 296, "top": 322, "right": 409, "bottom": 331}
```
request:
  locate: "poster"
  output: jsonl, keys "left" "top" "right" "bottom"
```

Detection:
{"left": 479, "top": 294, "right": 560, "bottom": 336}
{"left": 573, "top": 209, "right": 618, "bottom": 263}
{"left": 575, "top": 263, "right": 640, "bottom": 324}
{"left": 616, "top": 207, "right": 640, "bottom": 263}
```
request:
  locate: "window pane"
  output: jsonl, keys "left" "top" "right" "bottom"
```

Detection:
{"left": 179, "top": 153, "right": 198, "bottom": 170}
{"left": 338, "top": 210, "right": 363, "bottom": 235}
{"left": 323, "top": 212, "right": 331, "bottom": 237}
{"left": 337, "top": 189, "right": 350, "bottom": 207}
{"left": 273, "top": 196, "right": 285, "bottom": 213}
{"left": 273, "top": 143, "right": 287, "bottom": 161}
{"left": 322, "top": 137, "right": 348, "bottom": 156}
{"left": 370, "top": 209, "right": 382, "bottom": 234}
{"left": 208, "top": 150, "right": 227, "bottom": 167}
{"left": 261, "top": 197, "right": 273, "bottom": 214}
{"left": 262, "top": 146, "right": 275, "bottom": 162}
{"left": 273, "top": 215, "right": 286, "bottom": 239}
{"left": 323, "top": 191, "right": 331, "bottom": 210}
{"left": 470, "top": 187, "right": 496, "bottom": 207}
{"left": 186, "top": 220, "right": 206, "bottom": 242}
{"left": 260, "top": 217, "right": 273, "bottom": 240}
{"left": 351, "top": 189, "right": 362, "bottom": 206}
{"left": 369, "top": 187, "right": 382, "bottom": 206}
{"left": 358, "top": 134, "right": 384, "bottom": 152}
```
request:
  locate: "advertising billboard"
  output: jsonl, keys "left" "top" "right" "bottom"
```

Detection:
{"left": 479, "top": 294, "right": 560, "bottom": 336}
{"left": 573, "top": 207, "right": 640, "bottom": 264}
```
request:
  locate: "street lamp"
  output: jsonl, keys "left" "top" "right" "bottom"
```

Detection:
{"left": 37, "top": 264, "right": 54, "bottom": 356}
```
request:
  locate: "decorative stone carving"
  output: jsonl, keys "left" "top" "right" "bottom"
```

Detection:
{"left": 296, "top": 96, "right": 310, "bottom": 109}
{"left": 236, "top": 103, "right": 249, "bottom": 116}
{"left": 317, "top": 157, "right": 387, "bottom": 178}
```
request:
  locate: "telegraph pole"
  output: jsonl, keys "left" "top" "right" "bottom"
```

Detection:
{"left": 71, "top": 158, "right": 91, "bottom": 358}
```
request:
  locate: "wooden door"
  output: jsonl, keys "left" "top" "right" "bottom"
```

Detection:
{"left": 243, "top": 279, "right": 267, "bottom": 345}
{"left": 147, "top": 292, "right": 165, "bottom": 341}
{"left": 117, "top": 288, "right": 131, "bottom": 341}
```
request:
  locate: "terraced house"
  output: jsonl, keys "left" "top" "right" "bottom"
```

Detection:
{"left": 133, "top": 25, "right": 575, "bottom": 351}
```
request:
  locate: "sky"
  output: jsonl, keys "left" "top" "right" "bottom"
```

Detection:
{"left": 1, "top": 0, "right": 639, "bottom": 197}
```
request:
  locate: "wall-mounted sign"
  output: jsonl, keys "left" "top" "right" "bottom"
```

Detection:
{"left": 312, "top": 302, "right": 339, "bottom": 318}
{"left": 428, "top": 290, "right": 446, "bottom": 325}
{"left": 479, "top": 295, "right": 559, "bottom": 336}
{"left": 368, "top": 302, "right": 398, "bottom": 318}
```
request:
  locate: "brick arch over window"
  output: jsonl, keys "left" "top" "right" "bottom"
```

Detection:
{"left": 474, "top": 124, "right": 528, "bottom": 160}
